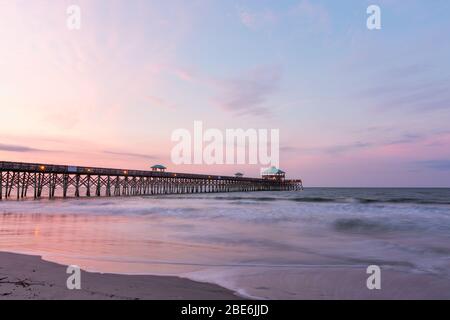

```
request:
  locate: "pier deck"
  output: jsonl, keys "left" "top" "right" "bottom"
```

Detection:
{"left": 0, "top": 161, "right": 303, "bottom": 200}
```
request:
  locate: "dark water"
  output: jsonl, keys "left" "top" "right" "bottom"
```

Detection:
{"left": 1, "top": 188, "right": 450, "bottom": 298}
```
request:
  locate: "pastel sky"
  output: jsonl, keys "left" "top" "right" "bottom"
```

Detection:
{"left": 1, "top": 0, "right": 450, "bottom": 187}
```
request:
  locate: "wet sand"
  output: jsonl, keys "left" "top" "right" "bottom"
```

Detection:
{"left": 0, "top": 251, "right": 241, "bottom": 300}
{"left": 198, "top": 266, "right": 450, "bottom": 300}
{"left": 2, "top": 251, "right": 450, "bottom": 300}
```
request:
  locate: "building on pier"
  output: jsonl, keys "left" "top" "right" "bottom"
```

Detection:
{"left": 151, "top": 164, "right": 167, "bottom": 172}
{"left": 261, "top": 166, "right": 286, "bottom": 181}
{"left": 234, "top": 172, "right": 244, "bottom": 177}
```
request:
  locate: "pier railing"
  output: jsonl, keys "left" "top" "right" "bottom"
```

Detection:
{"left": 0, "top": 161, "right": 303, "bottom": 200}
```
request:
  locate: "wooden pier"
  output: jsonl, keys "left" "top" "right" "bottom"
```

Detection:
{"left": 0, "top": 161, "right": 303, "bottom": 200}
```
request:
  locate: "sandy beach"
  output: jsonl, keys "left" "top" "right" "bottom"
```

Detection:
{"left": 2, "top": 250, "right": 450, "bottom": 300}
{"left": 0, "top": 251, "right": 240, "bottom": 300}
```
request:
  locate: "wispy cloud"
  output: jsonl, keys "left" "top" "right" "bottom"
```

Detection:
{"left": 281, "top": 132, "right": 428, "bottom": 156}
{"left": 356, "top": 63, "right": 450, "bottom": 112}
{"left": 237, "top": 0, "right": 330, "bottom": 32}
{"left": 386, "top": 81, "right": 450, "bottom": 112}
{"left": 237, "top": 7, "right": 278, "bottom": 30}
{"left": 289, "top": 0, "right": 331, "bottom": 32}
{"left": 415, "top": 160, "right": 450, "bottom": 171}
{"left": 213, "top": 65, "right": 282, "bottom": 116}
{"left": 145, "top": 95, "right": 176, "bottom": 110}
{"left": 280, "top": 141, "right": 373, "bottom": 155}
{"left": 326, "top": 142, "right": 373, "bottom": 154}
{"left": 103, "top": 150, "right": 158, "bottom": 160}
{"left": 388, "top": 64, "right": 431, "bottom": 78}
{"left": 173, "top": 67, "right": 196, "bottom": 83}
{"left": 385, "top": 133, "right": 423, "bottom": 145}
{"left": 0, "top": 143, "right": 47, "bottom": 153}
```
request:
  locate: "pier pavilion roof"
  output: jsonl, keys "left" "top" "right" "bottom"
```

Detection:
{"left": 262, "top": 166, "right": 285, "bottom": 175}
{"left": 151, "top": 164, "right": 167, "bottom": 170}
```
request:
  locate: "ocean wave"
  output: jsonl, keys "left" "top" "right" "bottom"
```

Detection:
{"left": 180, "top": 194, "right": 450, "bottom": 206}
{"left": 212, "top": 196, "right": 278, "bottom": 202}
{"left": 291, "top": 197, "right": 339, "bottom": 203}
{"left": 333, "top": 218, "right": 413, "bottom": 234}
{"left": 290, "top": 197, "right": 450, "bottom": 205}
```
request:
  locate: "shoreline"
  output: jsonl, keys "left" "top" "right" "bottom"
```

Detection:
{"left": 1, "top": 188, "right": 450, "bottom": 300}
{"left": 0, "top": 251, "right": 242, "bottom": 300}
{"left": 3, "top": 251, "right": 450, "bottom": 300}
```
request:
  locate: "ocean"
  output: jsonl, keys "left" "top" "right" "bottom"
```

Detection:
{"left": 1, "top": 188, "right": 450, "bottom": 299}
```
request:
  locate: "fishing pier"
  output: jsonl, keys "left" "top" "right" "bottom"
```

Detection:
{"left": 0, "top": 161, "right": 303, "bottom": 200}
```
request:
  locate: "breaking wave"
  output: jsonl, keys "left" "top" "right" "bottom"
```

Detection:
{"left": 333, "top": 218, "right": 409, "bottom": 234}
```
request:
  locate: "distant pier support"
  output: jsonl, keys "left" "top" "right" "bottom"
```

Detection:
{"left": 0, "top": 161, "right": 303, "bottom": 200}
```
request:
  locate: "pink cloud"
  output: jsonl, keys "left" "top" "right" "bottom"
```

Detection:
{"left": 174, "top": 68, "right": 196, "bottom": 83}
{"left": 290, "top": 0, "right": 331, "bottom": 32}
{"left": 213, "top": 65, "right": 282, "bottom": 116}
{"left": 145, "top": 95, "right": 177, "bottom": 110}
{"left": 237, "top": 1, "right": 330, "bottom": 32}
{"left": 237, "top": 7, "right": 278, "bottom": 30}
